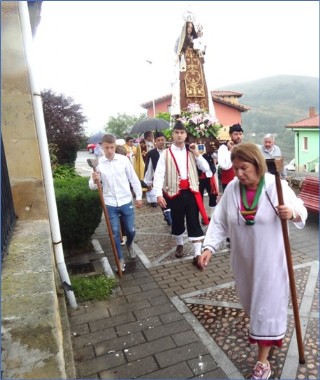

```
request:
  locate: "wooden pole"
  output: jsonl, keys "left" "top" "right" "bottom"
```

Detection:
{"left": 87, "top": 159, "right": 122, "bottom": 277}
{"left": 267, "top": 158, "right": 305, "bottom": 364}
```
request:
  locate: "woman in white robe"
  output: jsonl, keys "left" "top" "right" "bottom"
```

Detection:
{"left": 198, "top": 143, "right": 307, "bottom": 379}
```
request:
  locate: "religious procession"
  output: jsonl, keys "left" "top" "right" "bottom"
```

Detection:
{"left": 87, "top": 10, "right": 310, "bottom": 380}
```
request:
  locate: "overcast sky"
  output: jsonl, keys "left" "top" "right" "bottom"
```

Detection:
{"left": 33, "top": 1, "right": 319, "bottom": 135}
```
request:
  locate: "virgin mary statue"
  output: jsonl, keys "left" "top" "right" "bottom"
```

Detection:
{"left": 171, "top": 11, "right": 216, "bottom": 118}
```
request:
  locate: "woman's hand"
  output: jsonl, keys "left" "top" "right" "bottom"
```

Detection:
{"left": 277, "top": 205, "right": 299, "bottom": 221}
{"left": 197, "top": 249, "right": 213, "bottom": 271}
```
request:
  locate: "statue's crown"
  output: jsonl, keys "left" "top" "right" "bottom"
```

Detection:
{"left": 183, "top": 10, "right": 196, "bottom": 23}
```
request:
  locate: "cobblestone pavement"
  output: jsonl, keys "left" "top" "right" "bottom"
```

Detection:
{"left": 68, "top": 152, "right": 319, "bottom": 379}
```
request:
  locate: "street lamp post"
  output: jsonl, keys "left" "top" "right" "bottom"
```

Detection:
{"left": 146, "top": 60, "right": 156, "bottom": 117}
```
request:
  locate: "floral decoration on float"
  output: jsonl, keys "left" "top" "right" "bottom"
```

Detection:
{"left": 173, "top": 103, "right": 222, "bottom": 139}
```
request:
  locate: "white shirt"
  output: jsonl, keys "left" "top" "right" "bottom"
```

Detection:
{"left": 153, "top": 144, "right": 210, "bottom": 197}
{"left": 89, "top": 153, "right": 142, "bottom": 207}
{"left": 217, "top": 144, "right": 232, "bottom": 170}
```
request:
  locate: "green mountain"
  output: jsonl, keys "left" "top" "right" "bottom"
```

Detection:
{"left": 219, "top": 75, "right": 319, "bottom": 161}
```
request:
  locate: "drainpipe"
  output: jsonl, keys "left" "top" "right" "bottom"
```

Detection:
{"left": 18, "top": 2, "right": 77, "bottom": 308}
{"left": 297, "top": 131, "right": 300, "bottom": 172}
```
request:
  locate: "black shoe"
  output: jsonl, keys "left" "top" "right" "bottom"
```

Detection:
{"left": 192, "top": 255, "right": 202, "bottom": 270}
{"left": 151, "top": 203, "right": 157, "bottom": 208}
{"left": 175, "top": 245, "right": 184, "bottom": 258}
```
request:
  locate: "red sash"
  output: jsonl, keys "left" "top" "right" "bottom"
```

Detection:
{"left": 169, "top": 148, "right": 210, "bottom": 225}
{"left": 210, "top": 176, "right": 219, "bottom": 196}
{"left": 221, "top": 167, "right": 235, "bottom": 185}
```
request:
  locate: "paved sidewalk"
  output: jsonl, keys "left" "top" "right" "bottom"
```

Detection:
{"left": 67, "top": 198, "right": 319, "bottom": 379}
{"left": 70, "top": 154, "right": 319, "bottom": 379}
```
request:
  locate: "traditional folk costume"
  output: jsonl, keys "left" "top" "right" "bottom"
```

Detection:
{"left": 144, "top": 147, "right": 172, "bottom": 225}
{"left": 144, "top": 147, "right": 163, "bottom": 204}
{"left": 217, "top": 143, "right": 236, "bottom": 189}
{"left": 134, "top": 142, "right": 146, "bottom": 181}
{"left": 203, "top": 173, "right": 307, "bottom": 344}
{"left": 153, "top": 144, "right": 210, "bottom": 258}
{"left": 198, "top": 152, "right": 218, "bottom": 218}
{"left": 217, "top": 123, "right": 244, "bottom": 191}
{"left": 123, "top": 143, "right": 137, "bottom": 165}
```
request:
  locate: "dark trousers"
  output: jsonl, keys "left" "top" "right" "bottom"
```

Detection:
{"left": 199, "top": 177, "right": 217, "bottom": 207}
{"left": 168, "top": 190, "right": 204, "bottom": 238}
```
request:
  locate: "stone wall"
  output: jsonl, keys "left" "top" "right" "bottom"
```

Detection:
{"left": 1, "top": 2, "right": 75, "bottom": 378}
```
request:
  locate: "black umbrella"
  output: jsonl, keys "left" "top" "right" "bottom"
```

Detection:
{"left": 87, "top": 131, "right": 117, "bottom": 144}
{"left": 130, "top": 118, "right": 170, "bottom": 134}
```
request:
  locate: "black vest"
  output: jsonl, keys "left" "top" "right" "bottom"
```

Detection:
{"left": 144, "top": 148, "right": 160, "bottom": 175}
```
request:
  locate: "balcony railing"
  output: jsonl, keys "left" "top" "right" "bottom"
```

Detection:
{"left": 1, "top": 136, "right": 17, "bottom": 261}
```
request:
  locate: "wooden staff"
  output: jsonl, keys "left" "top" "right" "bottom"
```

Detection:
{"left": 87, "top": 158, "right": 122, "bottom": 277}
{"left": 266, "top": 158, "right": 305, "bottom": 364}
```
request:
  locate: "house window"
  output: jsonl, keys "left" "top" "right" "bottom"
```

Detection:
{"left": 303, "top": 137, "right": 308, "bottom": 151}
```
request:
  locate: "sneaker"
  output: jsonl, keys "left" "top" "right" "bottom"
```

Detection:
{"left": 120, "top": 236, "right": 127, "bottom": 246}
{"left": 116, "top": 259, "right": 126, "bottom": 273}
{"left": 127, "top": 244, "right": 137, "bottom": 259}
{"left": 251, "top": 361, "right": 271, "bottom": 380}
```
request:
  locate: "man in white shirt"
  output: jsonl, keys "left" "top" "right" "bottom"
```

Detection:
{"left": 153, "top": 121, "right": 210, "bottom": 269}
{"left": 89, "top": 134, "right": 143, "bottom": 272}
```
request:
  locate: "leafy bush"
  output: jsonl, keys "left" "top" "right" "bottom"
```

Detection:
{"left": 54, "top": 176, "right": 102, "bottom": 249}
{"left": 53, "top": 164, "right": 78, "bottom": 179}
{"left": 71, "top": 274, "right": 117, "bottom": 302}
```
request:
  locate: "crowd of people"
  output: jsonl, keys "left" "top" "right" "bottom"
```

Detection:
{"left": 88, "top": 123, "right": 307, "bottom": 379}
{"left": 87, "top": 13, "right": 308, "bottom": 380}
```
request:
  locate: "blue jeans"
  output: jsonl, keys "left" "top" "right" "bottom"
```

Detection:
{"left": 106, "top": 201, "right": 135, "bottom": 260}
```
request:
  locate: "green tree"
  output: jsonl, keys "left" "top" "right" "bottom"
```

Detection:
{"left": 41, "top": 89, "right": 87, "bottom": 165}
{"left": 105, "top": 112, "right": 146, "bottom": 137}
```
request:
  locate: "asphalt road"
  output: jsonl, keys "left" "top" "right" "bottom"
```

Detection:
{"left": 75, "top": 150, "right": 96, "bottom": 177}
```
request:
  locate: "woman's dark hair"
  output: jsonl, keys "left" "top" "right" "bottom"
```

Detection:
{"left": 231, "top": 143, "right": 267, "bottom": 178}
{"left": 185, "top": 22, "right": 198, "bottom": 40}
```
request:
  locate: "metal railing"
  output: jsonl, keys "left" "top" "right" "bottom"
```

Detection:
{"left": 1, "top": 136, "right": 17, "bottom": 261}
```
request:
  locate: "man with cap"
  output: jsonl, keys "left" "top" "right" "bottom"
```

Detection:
{"left": 144, "top": 131, "right": 172, "bottom": 225}
{"left": 218, "top": 123, "right": 244, "bottom": 191}
{"left": 153, "top": 121, "right": 210, "bottom": 269}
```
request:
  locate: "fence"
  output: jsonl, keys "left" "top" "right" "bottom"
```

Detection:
{"left": 1, "top": 136, "right": 17, "bottom": 261}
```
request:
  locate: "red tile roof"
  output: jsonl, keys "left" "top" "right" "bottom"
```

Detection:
{"left": 285, "top": 114, "right": 319, "bottom": 129}
{"left": 140, "top": 91, "right": 249, "bottom": 111}
{"left": 210, "top": 90, "right": 243, "bottom": 97}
